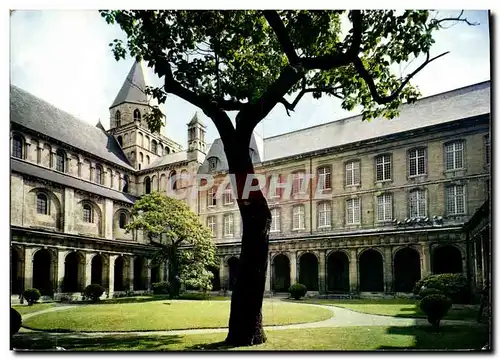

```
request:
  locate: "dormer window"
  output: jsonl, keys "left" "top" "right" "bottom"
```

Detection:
{"left": 208, "top": 157, "right": 218, "bottom": 171}
{"left": 134, "top": 109, "right": 141, "bottom": 122}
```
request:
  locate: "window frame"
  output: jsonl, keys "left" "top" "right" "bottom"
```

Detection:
{"left": 55, "top": 149, "right": 65, "bottom": 172}
{"left": 223, "top": 184, "right": 234, "bottom": 205}
{"left": 12, "top": 134, "right": 24, "bottom": 159}
{"left": 346, "top": 198, "right": 361, "bottom": 225}
{"left": 223, "top": 213, "right": 234, "bottom": 237}
{"left": 270, "top": 208, "right": 281, "bottom": 233}
{"left": 83, "top": 203, "right": 93, "bottom": 223}
{"left": 207, "top": 216, "right": 216, "bottom": 237}
{"left": 345, "top": 160, "right": 361, "bottom": 186}
{"left": 317, "top": 201, "right": 332, "bottom": 228}
{"left": 317, "top": 166, "right": 332, "bottom": 191}
{"left": 292, "top": 170, "right": 306, "bottom": 195}
{"left": 375, "top": 154, "right": 392, "bottom": 182}
{"left": 207, "top": 186, "right": 217, "bottom": 207}
{"left": 36, "top": 193, "right": 49, "bottom": 215}
{"left": 118, "top": 212, "right": 127, "bottom": 229}
{"left": 446, "top": 184, "right": 466, "bottom": 215}
{"left": 408, "top": 147, "right": 427, "bottom": 177}
{"left": 133, "top": 109, "right": 141, "bottom": 122}
{"left": 115, "top": 110, "right": 121, "bottom": 127}
{"left": 409, "top": 188, "right": 427, "bottom": 218}
{"left": 95, "top": 164, "right": 103, "bottom": 184}
{"left": 376, "top": 193, "right": 393, "bottom": 222}
{"left": 444, "top": 140, "right": 465, "bottom": 171}
{"left": 292, "top": 205, "right": 305, "bottom": 230}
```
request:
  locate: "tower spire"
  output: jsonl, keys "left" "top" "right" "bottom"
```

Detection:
{"left": 110, "top": 60, "right": 149, "bottom": 109}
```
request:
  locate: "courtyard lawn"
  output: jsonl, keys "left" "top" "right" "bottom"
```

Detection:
{"left": 293, "top": 298, "right": 478, "bottom": 321}
{"left": 22, "top": 300, "right": 332, "bottom": 332}
{"left": 12, "top": 303, "right": 57, "bottom": 316}
{"left": 12, "top": 325, "right": 489, "bottom": 351}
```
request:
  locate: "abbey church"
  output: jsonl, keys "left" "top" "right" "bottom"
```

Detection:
{"left": 10, "top": 61, "right": 491, "bottom": 300}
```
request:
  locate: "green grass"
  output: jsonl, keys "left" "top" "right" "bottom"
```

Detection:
{"left": 12, "top": 325, "right": 489, "bottom": 351}
{"left": 23, "top": 300, "right": 332, "bottom": 332}
{"left": 293, "top": 298, "right": 479, "bottom": 321}
{"left": 12, "top": 303, "right": 57, "bottom": 316}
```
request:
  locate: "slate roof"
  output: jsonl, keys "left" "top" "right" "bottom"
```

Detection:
{"left": 201, "top": 81, "right": 491, "bottom": 172}
{"left": 188, "top": 112, "right": 206, "bottom": 127}
{"left": 10, "top": 85, "right": 135, "bottom": 171}
{"left": 11, "top": 158, "right": 136, "bottom": 204}
{"left": 110, "top": 61, "right": 149, "bottom": 108}
{"left": 141, "top": 151, "right": 189, "bottom": 171}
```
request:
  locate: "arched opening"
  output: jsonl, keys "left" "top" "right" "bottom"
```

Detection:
{"left": 83, "top": 204, "right": 93, "bottom": 223}
{"left": 36, "top": 193, "right": 48, "bottom": 215}
{"left": 91, "top": 254, "right": 104, "bottom": 286}
{"left": 114, "top": 256, "right": 125, "bottom": 291}
{"left": 115, "top": 110, "right": 121, "bottom": 127}
{"left": 164, "top": 147, "right": 170, "bottom": 155}
{"left": 299, "top": 253, "right": 318, "bottom": 291}
{"left": 394, "top": 248, "right": 421, "bottom": 292}
{"left": 272, "top": 254, "right": 291, "bottom": 292}
{"left": 12, "top": 133, "right": 24, "bottom": 159}
{"left": 359, "top": 249, "right": 384, "bottom": 292}
{"left": 432, "top": 245, "right": 463, "bottom": 274}
{"left": 33, "top": 249, "right": 53, "bottom": 296}
{"left": 151, "top": 264, "right": 160, "bottom": 284}
{"left": 144, "top": 177, "right": 151, "bottom": 194}
{"left": 119, "top": 212, "right": 127, "bottom": 229}
{"left": 227, "top": 257, "right": 239, "bottom": 291}
{"left": 64, "top": 252, "right": 85, "bottom": 292}
{"left": 95, "top": 165, "right": 103, "bottom": 184}
{"left": 169, "top": 170, "right": 177, "bottom": 190}
{"left": 55, "top": 149, "right": 65, "bottom": 172}
{"left": 11, "top": 249, "right": 23, "bottom": 294}
{"left": 327, "top": 251, "right": 350, "bottom": 292}
{"left": 151, "top": 140, "right": 158, "bottom": 154}
{"left": 123, "top": 175, "right": 129, "bottom": 193}
{"left": 117, "top": 135, "right": 123, "bottom": 147}
{"left": 134, "top": 109, "right": 141, "bottom": 122}
{"left": 134, "top": 256, "right": 146, "bottom": 290}
{"left": 208, "top": 265, "right": 220, "bottom": 291}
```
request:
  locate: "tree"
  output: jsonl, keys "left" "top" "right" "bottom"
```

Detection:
{"left": 101, "top": 10, "right": 477, "bottom": 346}
{"left": 125, "top": 192, "right": 216, "bottom": 297}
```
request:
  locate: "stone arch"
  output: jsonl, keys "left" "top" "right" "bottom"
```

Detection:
{"left": 133, "top": 256, "right": 147, "bottom": 290}
{"left": 11, "top": 132, "right": 25, "bottom": 159}
{"left": 123, "top": 175, "right": 130, "bottom": 193}
{"left": 432, "top": 245, "right": 463, "bottom": 274}
{"left": 299, "top": 252, "right": 319, "bottom": 291}
{"left": 11, "top": 247, "right": 23, "bottom": 294}
{"left": 29, "top": 188, "right": 62, "bottom": 230}
{"left": 114, "top": 256, "right": 127, "bottom": 291}
{"left": 144, "top": 176, "right": 151, "bottom": 194}
{"left": 77, "top": 199, "right": 103, "bottom": 236}
{"left": 394, "top": 247, "right": 421, "bottom": 292}
{"left": 160, "top": 173, "right": 167, "bottom": 191}
{"left": 158, "top": 143, "right": 164, "bottom": 155}
{"left": 272, "top": 253, "right": 290, "bottom": 292}
{"left": 138, "top": 132, "right": 144, "bottom": 147}
{"left": 144, "top": 136, "right": 150, "bottom": 151}
{"left": 327, "top": 251, "right": 350, "bottom": 292}
{"left": 32, "top": 248, "right": 55, "bottom": 296}
{"left": 169, "top": 170, "right": 177, "bottom": 190}
{"left": 151, "top": 175, "right": 158, "bottom": 192}
{"left": 227, "top": 256, "right": 239, "bottom": 291}
{"left": 124, "top": 133, "right": 129, "bottom": 145}
{"left": 91, "top": 253, "right": 105, "bottom": 286}
{"left": 64, "top": 251, "right": 85, "bottom": 292}
{"left": 359, "top": 248, "right": 384, "bottom": 292}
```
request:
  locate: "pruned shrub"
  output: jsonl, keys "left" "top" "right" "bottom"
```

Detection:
{"left": 152, "top": 281, "right": 170, "bottom": 295}
{"left": 420, "top": 294, "right": 452, "bottom": 331}
{"left": 418, "top": 287, "right": 443, "bottom": 299}
{"left": 84, "top": 284, "right": 105, "bottom": 302}
{"left": 23, "top": 288, "right": 41, "bottom": 306}
{"left": 289, "top": 283, "right": 307, "bottom": 300}
{"left": 11, "top": 308, "right": 22, "bottom": 336}
{"left": 413, "top": 273, "right": 469, "bottom": 303}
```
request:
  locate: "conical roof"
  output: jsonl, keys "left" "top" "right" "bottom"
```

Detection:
{"left": 110, "top": 60, "right": 149, "bottom": 108}
{"left": 188, "top": 111, "right": 206, "bottom": 127}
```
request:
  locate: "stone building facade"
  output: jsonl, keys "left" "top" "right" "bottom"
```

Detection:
{"left": 10, "top": 60, "right": 491, "bottom": 300}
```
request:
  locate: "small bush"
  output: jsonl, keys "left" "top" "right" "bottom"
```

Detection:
{"left": 152, "top": 281, "right": 170, "bottom": 295}
{"left": 418, "top": 287, "right": 443, "bottom": 299}
{"left": 420, "top": 294, "right": 452, "bottom": 330}
{"left": 413, "top": 273, "right": 469, "bottom": 303}
{"left": 11, "top": 308, "right": 22, "bottom": 336}
{"left": 23, "top": 288, "right": 41, "bottom": 306}
{"left": 84, "top": 284, "right": 105, "bottom": 302}
{"left": 289, "top": 283, "right": 307, "bottom": 300}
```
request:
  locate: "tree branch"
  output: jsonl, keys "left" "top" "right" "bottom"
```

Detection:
{"left": 353, "top": 51, "right": 449, "bottom": 105}
{"left": 279, "top": 86, "right": 343, "bottom": 116}
{"left": 430, "top": 10, "right": 480, "bottom": 29}
{"left": 263, "top": 10, "right": 300, "bottom": 65}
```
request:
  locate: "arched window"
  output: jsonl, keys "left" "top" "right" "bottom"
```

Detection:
{"left": 119, "top": 212, "right": 127, "bottom": 229}
{"left": 95, "top": 165, "right": 103, "bottom": 184}
{"left": 55, "top": 149, "right": 65, "bottom": 172}
{"left": 169, "top": 170, "right": 177, "bottom": 190}
{"left": 146, "top": 155, "right": 150, "bottom": 165}
{"left": 180, "top": 170, "right": 189, "bottom": 188}
{"left": 140, "top": 152, "right": 144, "bottom": 163}
{"left": 151, "top": 140, "right": 158, "bottom": 154}
{"left": 83, "top": 204, "right": 93, "bottom": 223}
{"left": 164, "top": 147, "right": 170, "bottom": 155}
{"left": 117, "top": 135, "right": 123, "bottom": 147}
{"left": 123, "top": 175, "right": 129, "bottom": 193}
{"left": 12, "top": 134, "right": 23, "bottom": 159}
{"left": 144, "top": 177, "right": 151, "bottom": 194}
{"left": 115, "top": 111, "right": 121, "bottom": 127}
{"left": 36, "top": 193, "right": 48, "bottom": 215}
{"left": 133, "top": 109, "right": 141, "bottom": 122}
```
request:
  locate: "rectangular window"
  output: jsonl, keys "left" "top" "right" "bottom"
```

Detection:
{"left": 484, "top": 135, "right": 490, "bottom": 165}
{"left": 345, "top": 161, "right": 360, "bottom": 186}
{"left": 376, "top": 193, "right": 392, "bottom": 221}
{"left": 346, "top": 198, "right": 361, "bottom": 224}
{"left": 318, "top": 202, "right": 332, "bottom": 228}
{"left": 409, "top": 148, "right": 426, "bottom": 176}
{"left": 409, "top": 189, "right": 427, "bottom": 218}
{"left": 376, "top": 155, "right": 391, "bottom": 181}
{"left": 317, "top": 166, "right": 331, "bottom": 191}
{"left": 207, "top": 216, "right": 216, "bottom": 237}
{"left": 292, "top": 205, "right": 305, "bottom": 230}
{"left": 270, "top": 208, "right": 281, "bottom": 232}
{"left": 223, "top": 214, "right": 234, "bottom": 236}
{"left": 207, "top": 187, "right": 217, "bottom": 207}
{"left": 292, "top": 171, "right": 306, "bottom": 194}
{"left": 223, "top": 185, "right": 233, "bottom": 205}
{"left": 446, "top": 185, "right": 465, "bottom": 215}
{"left": 445, "top": 141, "right": 464, "bottom": 170}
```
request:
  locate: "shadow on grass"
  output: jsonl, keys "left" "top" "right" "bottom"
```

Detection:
{"left": 12, "top": 332, "right": 183, "bottom": 351}
{"left": 184, "top": 341, "right": 237, "bottom": 351}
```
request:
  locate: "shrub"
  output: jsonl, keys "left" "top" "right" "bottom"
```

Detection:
{"left": 289, "top": 283, "right": 307, "bottom": 300}
{"left": 152, "top": 281, "right": 170, "bottom": 295}
{"left": 11, "top": 308, "right": 22, "bottom": 336}
{"left": 84, "top": 284, "right": 105, "bottom": 302}
{"left": 23, "top": 288, "right": 41, "bottom": 306}
{"left": 418, "top": 287, "right": 443, "bottom": 299}
{"left": 413, "top": 273, "right": 469, "bottom": 303}
{"left": 419, "top": 294, "right": 452, "bottom": 330}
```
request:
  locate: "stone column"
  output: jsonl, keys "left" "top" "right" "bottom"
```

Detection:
{"left": 50, "top": 148, "right": 57, "bottom": 169}
{"left": 159, "top": 262, "right": 166, "bottom": 282}
{"left": 265, "top": 253, "right": 271, "bottom": 293}
{"left": 77, "top": 156, "right": 84, "bottom": 177}
{"left": 36, "top": 141, "right": 44, "bottom": 164}
{"left": 89, "top": 163, "right": 95, "bottom": 183}
{"left": 23, "top": 247, "right": 37, "bottom": 290}
{"left": 290, "top": 251, "right": 297, "bottom": 285}
{"left": 85, "top": 253, "right": 94, "bottom": 287}
{"left": 384, "top": 247, "right": 393, "bottom": 293}
{"left": 349, "top": 248, "right": 358, "bottom": 293}
{"left": 108, "top": 255, "right": 117, "bottom": 297}
{"left": 65, "top": 154, "right": 71, "bottom": 173}
{"left": 129, "top": 256, "right": 135, "bottom": 291}
{"left": 24, "top": 137, "right": 32, "bottom": 162}
{"left": 319, "top": 249, "right": 326, "bottom": 293}
{"left": 421, "top": 243, "right": 432, "bottom": 278}
{"left": 146, "top": 259, "right": 152, "bottom": 291}
{"left": 57, "top": 249, "right": 70, "bottom": 292}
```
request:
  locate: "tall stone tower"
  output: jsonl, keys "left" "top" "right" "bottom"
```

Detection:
{"left": 186, "top": 112, "right": 207, "bottom": 164}
{"left": 108, "top": 61, "right": 182, "bottom": 170}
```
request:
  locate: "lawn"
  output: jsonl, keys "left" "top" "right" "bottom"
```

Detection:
{"left": 22, "top": 300, "right": 333, "bottom": 332}
{"left": 12, "top": 303, "right": 57, "bottom": 316}
{"left": 12, "top": 325, "right": 489, "bottom": 351}
{"left": 293, "top": 298, "right": 479, "bottom": 321}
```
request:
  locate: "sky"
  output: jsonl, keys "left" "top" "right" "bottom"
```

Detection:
{"left": 10, "top": 10, "right": 491, "bottom": 149}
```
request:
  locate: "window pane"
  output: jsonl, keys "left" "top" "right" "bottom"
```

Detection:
{"left": 13, "top": 136, "right": 23, "bottom": 159}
